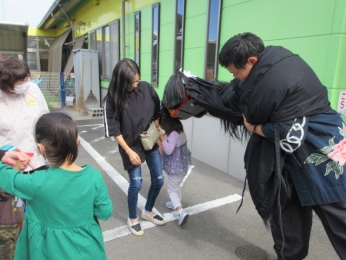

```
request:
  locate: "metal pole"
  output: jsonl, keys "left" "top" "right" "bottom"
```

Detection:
{"left": 60, "top": 72, "right": 66, "bottom": 108}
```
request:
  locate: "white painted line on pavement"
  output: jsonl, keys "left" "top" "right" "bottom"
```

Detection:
{"left": 79, "top": 136, "right": 159, "bottom": 213}
{"left": 89, "top": 136, "right": 106, "bottom": 144}
{"left": 79, "top": 135, "right": 242, "bottom": 242}
{"left": 104, "top": 149, "right": 119, "bottom": 158}
{"left": 92, "top": 125, "right": 104, "bottom": 130}
{"left": 78, "top": 123, "right": 104, "bottom": 128}
{"left": 103, "top": 194, "right": 242, "bottom": 241}
{"left": 181, "top": 165, "right": 194, "bottom": 187}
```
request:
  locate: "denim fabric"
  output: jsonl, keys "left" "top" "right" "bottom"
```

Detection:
{"left": 127, "top": 149, "right": 164, "bottom": 219}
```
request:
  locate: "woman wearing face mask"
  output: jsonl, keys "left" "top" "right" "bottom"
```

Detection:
{"left": 0, "top": 56, "right": 49, "bottom": 171}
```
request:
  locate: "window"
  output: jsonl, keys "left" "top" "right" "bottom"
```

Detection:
{"left": 108, "top": 21, "right": 120, "bottom": 78}
{"left": 204, "top": 0, "right": 222, "bottom": 80}
{"left": 134, "top": 11, "right": 141, "bottom": 66}
{"left": 103, "top": 25, "right": 111, "bottom": 78}
{"left": 27, "top": 52, "right": 38, "bottom": 70}
{"left": 39, "top": 51, "right": 49, "bottom": 71}
{"left": 27, "top": 36, "right": 39, "bottom": 71}
{"left": 26, "top": 36, "right": 55, "bottom": 71}
{"left": 173, "top": 0, "right": 185, "bottom": 72}
{"left": 90, "top": 20, "right": 119, "bottom": 80}
{"left": 96, "top": 28, "right": 103, "bottom": 77}
{"left": 152, "top": 3, "right": 160, "bottom": 86}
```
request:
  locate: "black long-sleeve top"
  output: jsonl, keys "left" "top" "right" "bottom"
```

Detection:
{"left": 103, "top": 81, "right": 160, "bottom": 170}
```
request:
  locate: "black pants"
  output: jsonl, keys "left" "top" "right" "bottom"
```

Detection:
{"left": 270, "top": 190, "right": 346, "bottom": 260}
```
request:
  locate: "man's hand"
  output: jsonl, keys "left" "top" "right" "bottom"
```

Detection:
{"left": 243, "top": 114, "right": 256, "bottom": 132}
{"left": 242, "top": 114, "right": 264, "bottom": 137}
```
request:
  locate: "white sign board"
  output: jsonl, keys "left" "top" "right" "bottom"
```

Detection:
{"left": 337, "top": 91, "right": 346, "bottom": 116}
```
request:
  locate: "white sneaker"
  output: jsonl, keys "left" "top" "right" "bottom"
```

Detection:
{"left": 178, "top": 209, "right": 189, "bottom": 226}
{"left": 141, "top": 209, "right": 166, "bottom": 226}
{"left": 166, "top": 201, "right": 175, "bottom": 210}
{"left": 127, "top": 218, "right": 144, "bottom": 236}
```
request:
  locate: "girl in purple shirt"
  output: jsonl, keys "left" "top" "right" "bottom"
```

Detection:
{"left": 159, "top": 108, "right": 191, "bottom": 226}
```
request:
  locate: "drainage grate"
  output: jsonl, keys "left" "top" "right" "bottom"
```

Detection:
{"left": 236, "top": 245, "right": 267, "bottom": 260}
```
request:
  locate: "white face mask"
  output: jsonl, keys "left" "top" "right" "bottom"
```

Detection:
{"left": 13, "top": 82, "right": 30, "bottom": 94}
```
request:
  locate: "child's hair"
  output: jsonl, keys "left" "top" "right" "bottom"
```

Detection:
{"left": 159, "top": 107, "right": 184, "bottom": 135}
{"left": 35, "top": 112, "right": 79, "bottom": 167}
{"left": 0, "top": 56, "right": 31, "bottom": 93}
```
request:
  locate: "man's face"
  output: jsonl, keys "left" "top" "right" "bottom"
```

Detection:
{"left": 226, "top": 63, "right": 253, "bottom": 81}
{"left": 226, "top": 57, "right": 257, "bottom": 81}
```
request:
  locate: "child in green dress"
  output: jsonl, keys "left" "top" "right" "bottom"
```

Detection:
{"left": 0, "top": 112, "right": 113, "bottom": 260}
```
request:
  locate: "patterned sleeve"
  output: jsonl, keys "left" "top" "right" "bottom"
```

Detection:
{"left": 93, "top": 171, "right": 113, "bottom": 221}
{"left": 261, "top": 117, "right": 308, "bottom": 154}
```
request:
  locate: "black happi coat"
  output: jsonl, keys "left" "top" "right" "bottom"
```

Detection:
{"left": 241, "top": 46, "right": 330, "bottom": 220}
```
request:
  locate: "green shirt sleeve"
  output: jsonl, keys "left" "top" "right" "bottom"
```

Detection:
{"left": 93, "top": 173, "right": 113, "bottom": 221}
{"left": 0, "top": 163, "right": 34, "bottom": 200}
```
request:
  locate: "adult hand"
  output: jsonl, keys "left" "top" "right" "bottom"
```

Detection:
{"left": 243, "top": 114, "right": 264, "bottom": 137}
{"left": 1, "top": 151, "right": 35, "bottom": 171}
{"left": 243, "top": 114, "right": 256, "bottom": 132}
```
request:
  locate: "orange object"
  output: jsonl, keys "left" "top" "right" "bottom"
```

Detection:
{"left": 168, "top": 92, "right": 190, "bottom": 118}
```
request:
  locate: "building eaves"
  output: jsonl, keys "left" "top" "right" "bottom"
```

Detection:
{"left": 37, "top": 0, "right": 87, "bottom": 30}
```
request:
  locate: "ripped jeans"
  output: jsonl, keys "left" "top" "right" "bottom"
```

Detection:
{"left": 127, "top": 149, "right": 164, "bottom": 219}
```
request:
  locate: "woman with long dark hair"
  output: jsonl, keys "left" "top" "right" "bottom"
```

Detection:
{"left": 103, "top": 58, "right": 165, "bottom": 236}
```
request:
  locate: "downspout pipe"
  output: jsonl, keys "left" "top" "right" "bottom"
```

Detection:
{"left": 122, "top": 0, "right": 126, "bottom": 58}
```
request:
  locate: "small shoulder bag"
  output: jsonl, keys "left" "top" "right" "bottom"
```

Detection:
{"left": 140, "top": 121, "right": 160, "bottom": 150}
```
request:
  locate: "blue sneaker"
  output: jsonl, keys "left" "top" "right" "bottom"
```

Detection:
{"left": 178, "top": 209, "right": 189, "bottom": 226}
{"left": 166, "top": 201, "right": 175, "bottom": 210}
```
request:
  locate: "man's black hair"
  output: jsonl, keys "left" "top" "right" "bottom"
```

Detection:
{"left": 219, "top": 32, "right": 265, "bottom": 69}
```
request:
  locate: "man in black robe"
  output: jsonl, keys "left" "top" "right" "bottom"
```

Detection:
{"left": 219, "top": 32, "right": 346, "bottom": 260}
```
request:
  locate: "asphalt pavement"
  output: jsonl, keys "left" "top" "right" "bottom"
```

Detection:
{"left": 55, "top": 107, "right": 340, "bottom": 260}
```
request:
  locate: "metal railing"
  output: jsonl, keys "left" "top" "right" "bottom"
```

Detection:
{"left": 30, "top": 71, "right": 75, "bottom": 109}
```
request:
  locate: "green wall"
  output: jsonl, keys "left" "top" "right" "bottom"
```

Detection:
{"left": 184, "top": 0, "right": 208, "bottom": 79}
{"left": 50, "top": 0, "right": 346, "bottom": 109}
{"left": 218, "top": 0, "right": 346, "bottom": 111}
{"left": 125, "top": 1, "right": 176, "bottom": 98}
